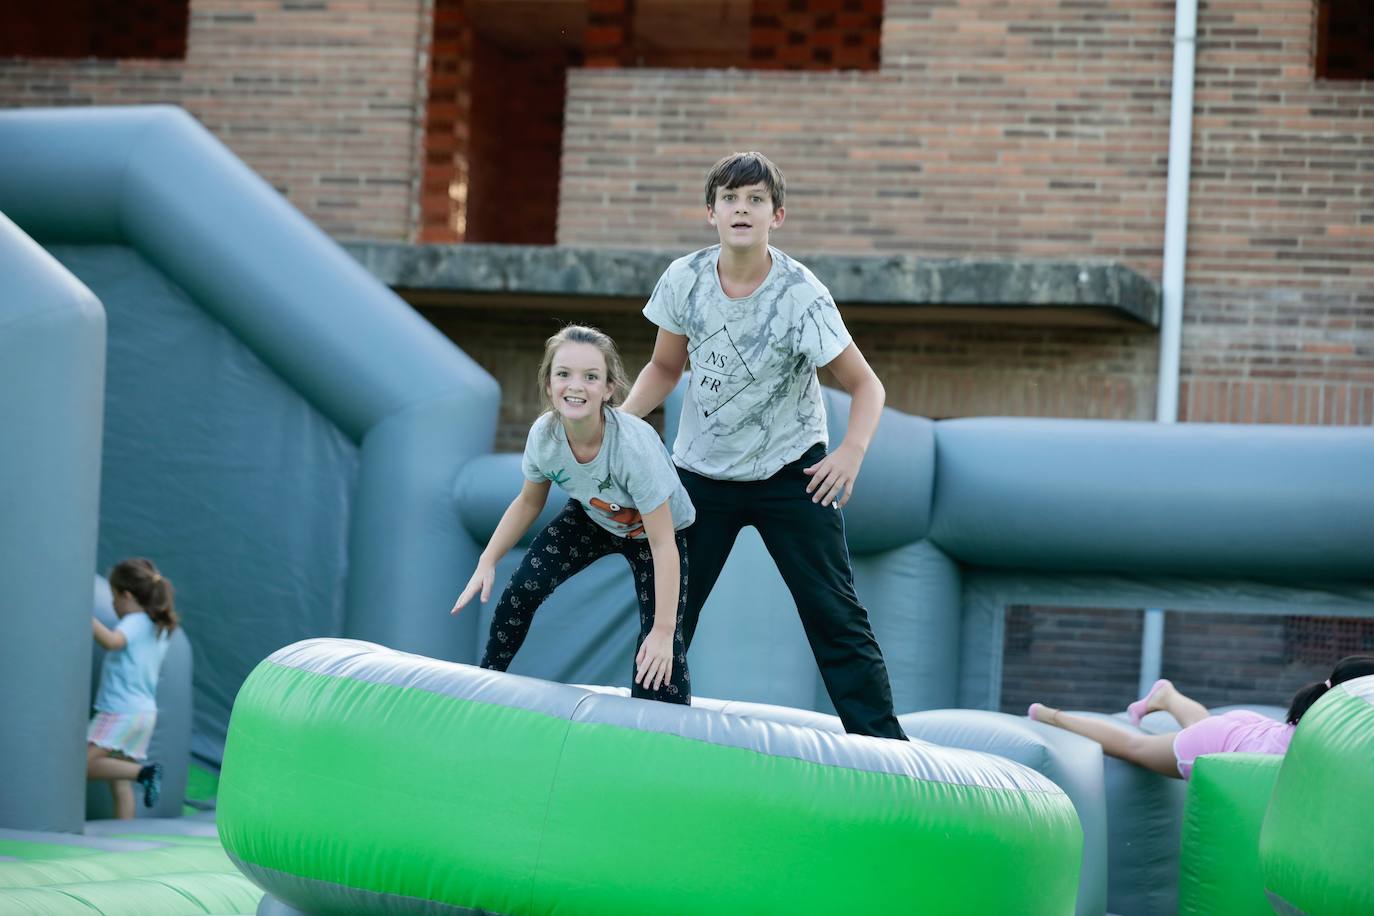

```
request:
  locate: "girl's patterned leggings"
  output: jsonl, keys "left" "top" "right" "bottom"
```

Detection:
{"left": 481, "top": 498, "right": 691, "bottom": 704}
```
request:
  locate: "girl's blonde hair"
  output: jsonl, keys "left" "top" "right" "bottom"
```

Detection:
{"left": 536, "top": 325, "right": 627, "bottom": 422}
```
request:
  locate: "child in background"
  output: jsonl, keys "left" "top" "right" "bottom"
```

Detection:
{"left": 619, "top": 151, "right": 906, "bottom": 739}
{"left": 1028, "top": 655, "right": 1374, "bottom": 779}
{"left": 451, "top": 325, "right": 695, "bottom": 703}
{"left": 88, "top": 557, "right": 176, "bottom": 818}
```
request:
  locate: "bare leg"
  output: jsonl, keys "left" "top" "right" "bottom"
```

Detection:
{"left": 1147, "top": 681, "right": 1210, "bottom": 728}
{"left": 87, "top": 744, "right": 140, "bottom": 781}
{"left": 88, "top": 744, "right": 143, "bottom": 819}
{"left": 1030, "top": 704, "right": 1183, "bottom": 778}
{"left": 109, "top": 779, "right": 136, "bottom": 820}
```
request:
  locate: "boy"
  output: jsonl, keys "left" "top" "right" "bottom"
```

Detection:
{"left": 620, "top": 151, "right": 906, "bottom": 740}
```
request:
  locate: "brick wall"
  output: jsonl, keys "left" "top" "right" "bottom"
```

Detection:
{"left": 842, "top": 318, "right": 1158, "bottom": 420}
{"left": 465, "top": 41, "right": 571, "bottom": 244}
{"left": 416, "top": 302, "right": 1159, "bottom": 452}
{"left": 585, "top": 0, "right": 633, "bottom": 68}
{"left": 1001, "top": 605, "right": 1146, "bottom": 715}
{"left": 1002, "top": 605, "right": 1374, "bottom": 715}
{"left": 559, "top": 0, "right": 1374, "bottom": 428}
{"left": 419, "top": 0, "right": 470, "bottom": 242}
{"left": 1176, "top": 0, "right": 1374, "bottom": 425}
{"left": 749, "top": 0, "right": 884, "bottom": 70}
{"left": 0, "top": 0, "right": 431, "bottom": 241}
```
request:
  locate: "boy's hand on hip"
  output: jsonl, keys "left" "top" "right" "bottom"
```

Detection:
{"left": 803, "top": 442, "right": 864, "bottom": 508}
{"left": 635, "top": 628, "right": 674, "bottom": 693}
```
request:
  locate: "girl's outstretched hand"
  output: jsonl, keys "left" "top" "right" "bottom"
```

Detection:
{"left": 451, "top": 564, "right": 494, "bottom": 615}
{"left": 635, "top": 629, "right": 674, "bottom": 692}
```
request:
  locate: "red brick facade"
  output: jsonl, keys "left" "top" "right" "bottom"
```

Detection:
{"left": 1, "top": 0, "right": 431, "bottom": 241}
{"left": 559, "top": 0, "right": 1374, "bottom": 428}
{"left": 585, "top": 0, "right": 634, "bottom": 69}
{"left": 419, "top": 0, "right": 470, "bottom": 242}
{"left": 4, "top": 0, "right": 1366, "bottom": 426}
{"left": 749, "top": 0, "right": 884, "bottom": 70}
{"left": 1002, "top": 605, "right": 1374, "bottom": 714}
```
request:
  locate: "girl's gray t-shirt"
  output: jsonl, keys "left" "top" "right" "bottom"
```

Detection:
{"left": 643, "top": 244, "right": 851, "bottom": 481}
{"left": 521, "top": 409, "right": 695, "bottom": 538}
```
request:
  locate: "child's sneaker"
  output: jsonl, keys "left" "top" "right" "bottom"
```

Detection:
{"left": 136, "top": 762, "right": 163, "bottom": 808}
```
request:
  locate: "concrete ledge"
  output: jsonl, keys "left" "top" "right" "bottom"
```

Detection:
{"left": 344, "top": 242, "right": 1160, "bottom": 327}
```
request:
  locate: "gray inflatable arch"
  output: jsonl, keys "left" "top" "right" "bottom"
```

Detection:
{"left": 0, "top": 106, "right": 499, "bottom": 831}
{"left": 0, "top": 210, "right": 105, "bottom": 833}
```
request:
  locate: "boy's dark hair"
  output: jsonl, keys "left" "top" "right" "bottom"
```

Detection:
{"left": 110, "top": 557, "right": 179, "bottom": 635}
{"left": 704, "top": 152, "right": 785, "bottom": 211}
{"left": 1285, "top": 654, "right": 1374, "bottom": 725}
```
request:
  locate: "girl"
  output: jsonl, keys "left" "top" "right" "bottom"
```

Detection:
{"left": 1028, "top": 655, "right": 1374, "bottom": 779}
{"left": 88, "top": 557, "right": 178, "bottom": 818}
{"left": 451, "top": 325, "right": 695, "bottom": 703}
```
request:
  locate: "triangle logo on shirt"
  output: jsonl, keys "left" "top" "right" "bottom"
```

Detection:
{"left": 690, "top": 326, "right": 756, "bottom": 418}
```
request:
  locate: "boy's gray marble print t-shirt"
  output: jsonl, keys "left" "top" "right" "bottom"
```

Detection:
{"left": 643, "top": 244, "right": 852, "bottom": 481}
{"left": 521, "top": 409, "right": 695, "bottom": 538}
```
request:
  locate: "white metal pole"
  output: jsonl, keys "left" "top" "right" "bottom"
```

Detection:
{"left": 1141, "top": 0, "right": 1198, "bottom": 699}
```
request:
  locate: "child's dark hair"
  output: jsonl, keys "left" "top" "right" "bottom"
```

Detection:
{"left": 1285, "top": 655, "right": 1374, "bottom": 725}
{"left": 109, "top": 557, "right": 179, "bottom": 635}
{"left": 536, "top": 324, "right": 627, "bottom": 423}
{"left": 704, "top": 151, "right": 785, "bottom": 211}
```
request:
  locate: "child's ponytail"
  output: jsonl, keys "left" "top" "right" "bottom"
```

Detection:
{"left": 1284, "top": 681, "right": 1328, "bottom": 726}
{"left": 1285, "top": 655, "right": 1374, "bottom": 725}
{"left": 109, "top": 557, "right": 180, "bottom": 636}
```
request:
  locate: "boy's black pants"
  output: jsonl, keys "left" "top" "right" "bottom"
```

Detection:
{"left": 676, "top": 443, "right": 907, "bottom": 740}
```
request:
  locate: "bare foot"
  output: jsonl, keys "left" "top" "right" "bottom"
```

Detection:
{"left": 1028, "top": 702, "right": 1060, "bottom": 726}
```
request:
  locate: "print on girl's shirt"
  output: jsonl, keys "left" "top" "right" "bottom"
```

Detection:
{"left": 522, "top": 410, "right": 695, "bottom": 537}
{"left": 590, "top": 496, "right": 644, "bottom": 538}
{"left": 690, "top": 326, "right": 756, "bottom": 418}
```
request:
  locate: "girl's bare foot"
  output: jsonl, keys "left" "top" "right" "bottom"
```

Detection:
{"left": 1028, "top": 702, "right": 1060, "bottom": 726}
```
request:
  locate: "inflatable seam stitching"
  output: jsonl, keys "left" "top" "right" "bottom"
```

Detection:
{"left": 526, "top": 692, "right": 593, "bottom": 915}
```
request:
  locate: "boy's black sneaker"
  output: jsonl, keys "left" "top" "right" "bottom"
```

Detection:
{"left": 136, "top": 762, "right": 163, "bottom": 808}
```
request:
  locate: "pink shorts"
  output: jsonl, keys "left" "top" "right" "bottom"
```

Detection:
{"left": 1172, "top": 709, "right": 1295, "bottom": 780}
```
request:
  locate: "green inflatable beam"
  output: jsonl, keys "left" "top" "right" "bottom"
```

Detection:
{"left": 220, "top": 639, "right": 1083, "bottom": 915}
{"left": 1260, "top": 673, "right": 1374, "bottom": 914}
{"left": 1178, "top": 753, "right": 1282, "bottom": 916}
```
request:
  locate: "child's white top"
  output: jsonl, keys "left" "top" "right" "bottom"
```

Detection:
{"left": 94, "top": 612, "right": 170, "bottom": 714}
{"left": 522, "top": 408, "right": 695, "bottom": 538}
{"left": 643, "top": 244, "right": 852, "bottom": 481}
